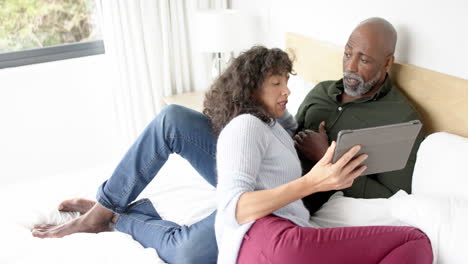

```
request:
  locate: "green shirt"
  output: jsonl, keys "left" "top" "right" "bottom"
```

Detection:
{"left": 296, "top": 75, "right": 424, "bottom": 212}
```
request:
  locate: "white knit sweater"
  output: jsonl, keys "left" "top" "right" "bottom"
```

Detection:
{"left": 215, "top": 114, "right": 315, "bottom": 264}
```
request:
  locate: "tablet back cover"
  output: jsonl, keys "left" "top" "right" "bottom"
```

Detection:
{"left": 332, "top": 121, "right": 422, "bottom": 176}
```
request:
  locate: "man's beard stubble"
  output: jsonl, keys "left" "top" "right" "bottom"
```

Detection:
{"left": 343, "top": 71, "right": 382, "bottom": 97}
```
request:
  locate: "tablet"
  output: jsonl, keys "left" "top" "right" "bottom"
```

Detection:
{"left": 332, "top": 120, "right": 422, "bottom": 176}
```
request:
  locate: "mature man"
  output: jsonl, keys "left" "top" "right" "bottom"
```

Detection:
{"left": 295, "top": 17, "right": 423, "bottom": 213}
{"left": 31, "top": 17, "right": 423, "bottom": 264}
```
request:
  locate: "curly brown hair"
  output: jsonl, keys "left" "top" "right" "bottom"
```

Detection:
{"left": 203, "top": 46, "right": 293, "bottom": 136}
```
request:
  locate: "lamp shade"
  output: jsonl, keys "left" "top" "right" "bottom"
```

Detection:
{"left": 195, "top": 10, "right": 260, "bottom": 53}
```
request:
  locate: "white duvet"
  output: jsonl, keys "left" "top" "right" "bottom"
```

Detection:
{"left": 1, "top": 132, "right": 467, "bottom": 264}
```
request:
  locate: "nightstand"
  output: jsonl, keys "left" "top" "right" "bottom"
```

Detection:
{"left": 163, "top": 90, "right": 206, "bottom": 112}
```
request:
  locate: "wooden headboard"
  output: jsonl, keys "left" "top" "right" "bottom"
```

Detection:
{"left": 285, "top": 32, "right": 468, "bottom": 138}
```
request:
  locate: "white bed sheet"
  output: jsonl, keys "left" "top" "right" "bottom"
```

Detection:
{"left": 0, "top": 154, "right": 411, "bottom": 264}
{"left": 0, "top": 155, "right": 216, "bottom": 264}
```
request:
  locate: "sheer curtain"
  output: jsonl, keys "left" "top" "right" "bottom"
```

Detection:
{"left": 99, "top": 0, "right": 228, "bottom": 146}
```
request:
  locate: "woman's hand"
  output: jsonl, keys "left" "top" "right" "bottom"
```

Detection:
{"left": 304, "top": 141, "right": 367, "bottom": 193}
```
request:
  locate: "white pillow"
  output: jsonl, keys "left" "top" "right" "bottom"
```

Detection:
{"left": 287, "top": 74, "right": 315, "bottom": 116}
{"left": 412, "top": 132, "right": 468, "bottom": 197}
{"left": 311, "top": 191, "right": 403, "bottom": 228}
{"left": 403, "top": 132, "right": 468, "bottom": 263}
{"left": 390, "top": 191, "right": 468, "bottom": 264}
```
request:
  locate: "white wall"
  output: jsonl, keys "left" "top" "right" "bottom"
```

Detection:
{"left": 0, "top": 55, "right": 126, "bottom": 184}
{"left": 232, "top": 0, "right": 468, "bottom": 80}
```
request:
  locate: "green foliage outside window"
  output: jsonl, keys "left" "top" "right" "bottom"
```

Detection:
{"left": 0, "top": 0, "right": 100, "bottom": 53}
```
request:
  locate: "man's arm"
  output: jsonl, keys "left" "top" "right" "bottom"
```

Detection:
{"left": 295, "top": 82, "right": 330, "bottom": 132}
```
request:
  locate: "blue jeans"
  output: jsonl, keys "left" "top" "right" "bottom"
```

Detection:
{"left": 96, "top": 105, "right": 218, "bottom": 264}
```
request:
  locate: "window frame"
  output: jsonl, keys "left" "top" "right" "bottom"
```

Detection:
{"left": 0, "top": 40, "right": 105, "bottom": 69}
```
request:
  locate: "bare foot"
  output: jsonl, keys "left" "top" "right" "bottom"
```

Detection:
{"left": 58, "top": 198, "right": 96, "bottom": 214}
{"left": 32, "top": 203, "right": 114, "bottom": 238}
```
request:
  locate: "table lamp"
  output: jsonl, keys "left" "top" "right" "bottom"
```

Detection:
{"left": 195, "top": 10, "right": 259, "bottom": 78}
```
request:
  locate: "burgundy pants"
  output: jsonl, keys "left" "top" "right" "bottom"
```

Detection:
{"left": 237, "top": 216, "right": 433, "bottom": 264}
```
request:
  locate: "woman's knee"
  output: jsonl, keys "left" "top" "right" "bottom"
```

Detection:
{"left": 159, "top": 104, "right": 188, "bottom": 118}
{"left": 154, "top": 104, "right": 208, "bottom": 134}
{"left": 380, "top": 228, "right": 433, "bottom": 264}
{"left": 157, "top": 104, "right": 190, "bottom": 126}
{"left": 406, "top": 227, "right": 430, "bottom": 241}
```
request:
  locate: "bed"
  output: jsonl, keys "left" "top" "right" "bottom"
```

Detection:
{"left": 1, "top": 33, "right": 467, "bottom": 264}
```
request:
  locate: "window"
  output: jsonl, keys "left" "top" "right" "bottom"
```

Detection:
{"left": 0, "top": 0, "right": 104, "bottom": 69}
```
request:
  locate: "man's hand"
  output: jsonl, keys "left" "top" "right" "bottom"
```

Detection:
{"left": 294, "top": 121, "right": 329, "bottom": 163}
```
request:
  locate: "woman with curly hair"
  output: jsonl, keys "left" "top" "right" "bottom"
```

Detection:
{"left": 30, "top": 45, "right": 302, "bottom": 264}
{"left": 211, "top": 46, "right": 432, "bottom": 264}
